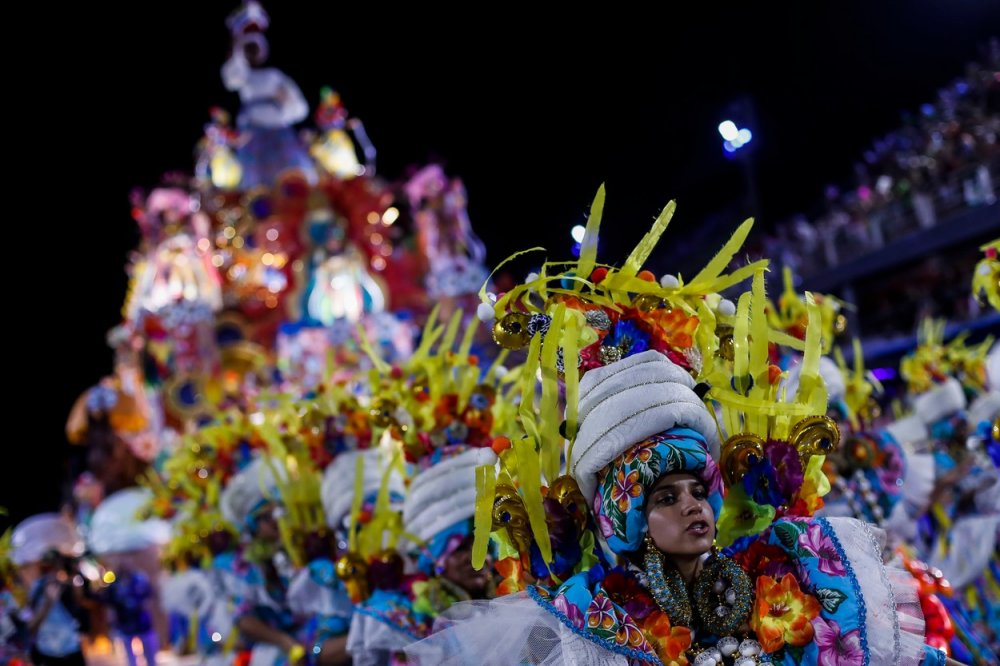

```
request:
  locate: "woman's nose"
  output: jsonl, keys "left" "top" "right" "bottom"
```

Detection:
{"left": 681, "top": 497, "right": 703, "bottom": 516}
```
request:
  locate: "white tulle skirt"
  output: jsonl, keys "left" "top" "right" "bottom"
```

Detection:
{"left": 405, "top": 517, "right": 932, "bottom": 666}
{"left": 823, "top": 517, "right": 929, "bottom": 665}
{"left": 404, "top": 592, "right": 630, "bottom": 665}
{"left": 347, "top": 612, "right": 415, "bottom": 666}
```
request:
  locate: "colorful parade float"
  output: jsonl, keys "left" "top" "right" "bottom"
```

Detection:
{"left": 5, "top": 4, "right": 999, "bottom": 665}
{"left": 9, "top": 2, "right": 495, "bottom": 663}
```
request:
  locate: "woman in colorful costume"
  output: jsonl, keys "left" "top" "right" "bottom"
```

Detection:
{"left": 159, "top": 502, "right": 245, "bottom": 666}
{"left": 901, "top": 324, "right": 1000, "bottom": 664}
{"left": 344, "top": 310, "right": 519, "bottom": 664}
{"left": 87, "top": 487, "right": 172, "bottom": 666}
{"left": 817, "top": 341, "right": 904, "bottom": 527}
{"left": 321, "top": 447, "right": 406, "bottom": 665}
{"left": 219, "top": 457, "right": 309, "bottom": 666}
{"left": 406, "top": 188, "right": 957, "bottom": 665}
{"left": 812, "top": 343, "right": 973, "bottom": 661}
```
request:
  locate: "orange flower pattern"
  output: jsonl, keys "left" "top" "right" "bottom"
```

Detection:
{"left": 751, "top": 573, "right": 821, "bottom": 653}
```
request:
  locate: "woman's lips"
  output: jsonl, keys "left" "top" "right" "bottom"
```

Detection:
{"left": 686, "top": 520, "right": 709, "bottom": 535}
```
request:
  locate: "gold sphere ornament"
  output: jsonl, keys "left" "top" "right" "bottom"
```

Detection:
{"left": 492, "top": 312, "right": 532, "bottom": 349}
{"left": 633, "top": 293, "right": 662, "bottom": 312}
{"left": 368, "top": 397, "right": 399, "bottom": 429}
{"left": 335, "top": 551, "right": 370, "bottom": 603}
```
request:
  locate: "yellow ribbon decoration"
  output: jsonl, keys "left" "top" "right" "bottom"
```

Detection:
{"left": 472, "top": 463, "right": 497, "bottom": 571}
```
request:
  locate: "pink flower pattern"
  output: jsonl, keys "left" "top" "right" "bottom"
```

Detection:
{"left": 553, "top": 593, "right": 586, "bottom": 629}
{"left": 813, "top": 616, "right": 864, "bottom": 666}
{"left": 594, "top": 492, "right": 615, "bottom": 538}
{"left": 798, "top": 523, "right": 846, "bottom": 576}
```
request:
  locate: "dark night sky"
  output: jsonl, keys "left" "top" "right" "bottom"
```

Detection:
{"left": 5, "top": 2, "right": 999, "bottom": 527}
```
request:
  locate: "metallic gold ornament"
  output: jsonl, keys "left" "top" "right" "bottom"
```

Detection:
{"left": 299, "top": 403, "right": 327, "bottom": 431}
{"left": 335, "top": 552, "right": 369, "bottom": 603}
{"left": 368, "top": 397, "right": 398, "bottom": 429}
{"left": 492, "top": 482, "right": 531, "bottom": 555}
{"left": 492, "top": 312, "right": 532, "bottom": 349}
{"left": 549, "top": 475, "right": 588, "bottom": 532}
{"left": 335, "top": 556, "right": 365, "bottom": 582}
{"left": 633, "top": 294, "right": 662, "bottom": 312}
{"left": 715, "top": 324, "right": 735, "bottom": 362}
{"left": 719, "top": 433, "right": 766, "bottom": 486}
{"left": 789, "top": 414, "right": 840, "bottom": 458}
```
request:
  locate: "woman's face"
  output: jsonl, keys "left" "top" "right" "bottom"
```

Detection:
{"left": 441, "top": 534, "right": 490, "bottom": 597}
{"left": 253, "top": 505, "right": 281, "bottom": 544}
{"left": 645, "top": 473, "right": 715, "bottom": 558}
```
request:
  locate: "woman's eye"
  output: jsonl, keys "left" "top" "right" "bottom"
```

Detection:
{"left": 693, "top": 489, "right": 707, "bottom": 500}
{"left": 656, "top": 494, "right": 675, "bottom": 505}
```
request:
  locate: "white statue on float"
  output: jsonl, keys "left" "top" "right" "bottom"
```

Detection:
{"left": 221, "top": 1, "right": 316, "bottom": 189}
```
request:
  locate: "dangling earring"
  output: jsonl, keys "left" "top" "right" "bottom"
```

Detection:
{"left": 643, "top": 534, "right": 692, "bottom": 627}
{"left": 691, "top": 547, "right": 753, "bottom": 637}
